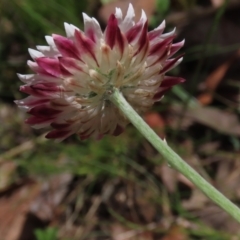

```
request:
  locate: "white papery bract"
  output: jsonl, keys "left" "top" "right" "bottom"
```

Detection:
{"left": 15, "top": 4, "right": 185, "bottom": 141}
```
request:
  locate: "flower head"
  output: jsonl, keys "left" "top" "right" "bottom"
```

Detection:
{"left": 15, "top": 4, "right": 184, "bottom": 141}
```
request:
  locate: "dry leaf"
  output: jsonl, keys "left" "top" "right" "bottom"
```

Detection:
{"left": 198, "top": 141, "right": 220, "bottom": 154}
{"left": 171, "top": 105, "right": 240, "bottom": 136}
{"left": 145, "top": 112, "right": 165, "bottom": 129}
{"left": 182, "top": 189, "right": 208, "bottom": 210}
{"left": 194, "top": 205, "right": 240, "bottom": 234}
{"left": 161, "top": 225, "right": 189, "bottom": 240}
{"left": 215, "top": 159, "right": 240, "bottom": 199}
{"left": 0, "top": 162, "right": 16, "bottom": 191}
{"left": 198, "top": 50, "right": 240, "bottom": 105}
{"left": 0, "top": 180, "right": 41, "bottom": 240}
{"left": 145, "top": 112, "right": 165, "bottom": 137}
{"left": 30, "top": 173, "right": 72, "bottom": 221}
{"left": 111, "top": 223, "right": 154, "bottom": 240}
{"left": 135, "top": 189, "right": 156, "bottom": 222}
{"left": 156, "top": 164, "right": 177, "bottom": 193}
{"left": 211, "top": 0, "right": 225, "bottom": 8}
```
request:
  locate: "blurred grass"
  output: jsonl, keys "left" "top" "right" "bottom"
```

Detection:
{"left": 0, "top": 0, "right": 89, "bottom": 101}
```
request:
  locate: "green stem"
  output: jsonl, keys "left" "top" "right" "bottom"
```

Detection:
{"left": 109, "top": 88, "right": 240, "bottom": 223}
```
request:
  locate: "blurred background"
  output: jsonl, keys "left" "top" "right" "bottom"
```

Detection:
{"left": 1, "top": 0, "right": 240, "bottom": 239}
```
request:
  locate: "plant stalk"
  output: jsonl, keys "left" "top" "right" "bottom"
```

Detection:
{"left": 109, "top": 88, "right": 240, "bottom": 223}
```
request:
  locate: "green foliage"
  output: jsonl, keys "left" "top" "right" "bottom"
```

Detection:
{"left": 17, "top": 130, "right": 142, "bottom": 178}
{"left": 150, "top": 0, "right": 170, "bottom": 27}
{"left": 34, "top": 227, "right": 58, "bottom": 240}
{"left": 156, "top": 0, "right": 170, "bottom": 15}
{"left": 1, "top": 0, "right": 88, "bottom": 100}
{"left": 178, "top": 0, "right": 196, "bottom": 9}
{"left": 100, "top": 0, "right": 115, "bottom": 4}
{"left": 3, "top": 0, "right": 87, "bottom": 36}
